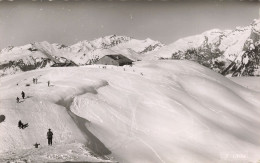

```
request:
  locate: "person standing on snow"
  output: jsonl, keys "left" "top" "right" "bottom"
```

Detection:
{"left": 47, "top": 129, "right": 53, "bottom": 146}
{"left": 47, "top": 81, "right": 50, "bottom": 87}
{"left": 21, "top": 91, "right": 25, "bottom": 99}
{"left": 16, "top": 97, "right": 20, "bottom": 103}
{"left": 18, "top": 120, "right": 23, "bottom": 129}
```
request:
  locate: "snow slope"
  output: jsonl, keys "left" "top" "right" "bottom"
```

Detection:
{"left": 229, "top": 77, "right": 260, "bottom": 92}
{"left": 0, "top": 60, "right": 260, "bottom": 162}
{"left": 0, "top": 142, "right": 112, "bottom": 163}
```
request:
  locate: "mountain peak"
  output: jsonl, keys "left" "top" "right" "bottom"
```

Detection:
{"left": 152, "top": 19, "right": 260, "bottom": 76}
{"left": 89, "top": 35, "right": 132, "bottom": 49}
{"left": 144, "top": 38, "right": 155, "bottom": 43}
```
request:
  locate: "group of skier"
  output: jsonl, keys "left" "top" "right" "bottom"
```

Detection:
{"left": 33, "top": 78, "right": 38, "bottom": 84}
{"left": 16, "top": 91, "right": 25, "bottom": 103}
{"left": 33, "top": 77, "right": 51, "bottom": 87}
{"left": 17, "top": 120, "right": 53, "bottom": 147}
{"left": 16, "top": 77, "right": 54, "bottom": 148}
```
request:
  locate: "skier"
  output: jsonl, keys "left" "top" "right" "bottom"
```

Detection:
{"left": 47, "top": 81, "right": 50, "bottom": 87}
{"left": 18, "top": 120, "right": 23, "bottom": 129}
{"left": 21, "top": 91, "right": 25, "bottom": 99}
{"left": 35, "top": 78, "right": 38, "bottom": 84}
{"left": 33, "top": 78, "right": 35, "bottom": 84}
{"left": 33, "top": 142, "right": 40, "bottom": 148}
{"left": 16, "top": 97, "right": 20, "bottom": 103}
{"left": 47, "top": 128, "right": 53, "bottom": 146}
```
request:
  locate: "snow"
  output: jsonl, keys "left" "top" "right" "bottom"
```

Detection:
{"left": 220, "top": 27, "right": 251, "bottom": 61}
{"left": 0, "top": 143, "right": 111, "bottom": 163}
{"left": 229, "top": 77, "right": 260, "bottom": 92}
{"left": 0, "top": 45, "right": 46, "bottom": 64}
{"left": 0, "top": 60, "right": 260, "bottom": 162}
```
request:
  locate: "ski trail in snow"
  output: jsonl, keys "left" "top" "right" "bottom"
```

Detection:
{"left": 137, "top": 137, "right": 165, "bottom": 163}
{"left": 130, "top": 106, "right": 137, "bottom": 135}
{"left": 125, "top": 91, "right": 165, "bottom": 163}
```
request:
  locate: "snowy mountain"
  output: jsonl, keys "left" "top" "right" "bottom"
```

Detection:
{"left": 0, "top": 35, "right": 164, "bottom": 76}
{"left": 2, "top": 20, "right": 260, "bottom": 77}
{"left": 148, "top": 19, "right": 260, "bottom": 77}
{"left": 0, "top": 60, "right": 259, "bottom": 162}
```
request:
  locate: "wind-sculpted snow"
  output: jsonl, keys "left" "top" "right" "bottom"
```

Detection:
{"left": 0, "top": 60, "right": 259, "bottom": 162}
{"left": 70, "top": 61, "right": 260, "bottom": 163}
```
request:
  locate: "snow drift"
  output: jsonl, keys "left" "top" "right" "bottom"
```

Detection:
{"left": 0, "top": 60, "right": 260, "bottom": 162}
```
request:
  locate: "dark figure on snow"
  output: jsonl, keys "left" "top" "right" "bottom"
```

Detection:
{"left": 16, "top": 97, "right": 20, "bottom": 103}
{"left": 34, "top": 142, "right": 40, "bottom": 148}
{"left": 47, "top": 129, "right": 53, "bottom": 146}
{"left": 18, "top": 120, "right": 23, "bottom": 129}
{"left": 35, "top": 78, "right": 38, "bottom": 84}
{"left": 21, "top": 91, "right": 25, "bottom": 99}
{"left": 18, "top": 120, "right": 28, "bottom": 129}
{"left": 33, "top": 78, "right": 35, "bottom": 84}
{"left": 47, "top": 81, "right": 50, "bottom": 87}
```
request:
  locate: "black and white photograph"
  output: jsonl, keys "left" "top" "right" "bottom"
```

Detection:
{"left": 0, "top": 0, "right": 260, "bottom": 162}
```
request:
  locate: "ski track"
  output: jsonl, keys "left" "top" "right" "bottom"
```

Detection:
{"left": 137, "top": 137, "right": 166, "bottom": 163}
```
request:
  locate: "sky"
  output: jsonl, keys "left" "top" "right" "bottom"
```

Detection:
{"left": 0, "top": 0, "right": 259, "bottom": 49}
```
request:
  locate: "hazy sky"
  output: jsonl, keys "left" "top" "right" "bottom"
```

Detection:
{"left": 0, "top": 0, "right": 259, "bottom": 49}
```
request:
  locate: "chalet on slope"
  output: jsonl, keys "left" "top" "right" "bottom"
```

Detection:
{"left": 95, "top": 54, "right": 133, "bottom": 66}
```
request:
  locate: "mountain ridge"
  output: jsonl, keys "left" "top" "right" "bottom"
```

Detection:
{"left": 1, "top": 19, "right": 260, "bottom": 77}
{"left": 0, "top": 35, "right": 164, "bottom": 76}
{"left": 148, "top": 19, "right": 260, "bottom": 77}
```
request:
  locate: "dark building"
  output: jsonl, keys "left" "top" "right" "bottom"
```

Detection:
{"left": 95, "top": 54, "right": 133, "bottom": 66}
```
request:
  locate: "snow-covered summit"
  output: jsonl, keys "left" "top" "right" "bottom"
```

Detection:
{"left": 148, "top": 19, "right": 260, "bottom": 77}
{"left": 70, "top": 35, "right": 132, "bottom": 51}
